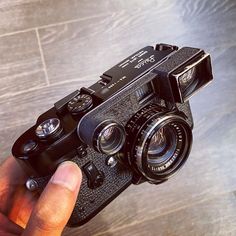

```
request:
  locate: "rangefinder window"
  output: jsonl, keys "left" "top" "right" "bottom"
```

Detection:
{"left": 135, "top": 82, "right": 154, "bottom": 104}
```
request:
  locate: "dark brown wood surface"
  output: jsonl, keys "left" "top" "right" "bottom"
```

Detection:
{"left": 0, "top": 0, "right": 236, "bottom": 235}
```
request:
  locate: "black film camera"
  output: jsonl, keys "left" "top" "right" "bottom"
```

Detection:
{"left": 12, "top": 43, "right": 213, "bottom": 226}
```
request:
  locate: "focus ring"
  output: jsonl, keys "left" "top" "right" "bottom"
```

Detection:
{"left": 125, "top": 104, "right": 166, "bottom": 164}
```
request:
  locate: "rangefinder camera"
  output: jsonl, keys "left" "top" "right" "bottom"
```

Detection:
{"left": 12, "top": 43, "right": 213, "bottom": 226}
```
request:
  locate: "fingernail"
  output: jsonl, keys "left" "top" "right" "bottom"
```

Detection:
{"left": 50, "top": 161, "right": 81, "bottom": 192}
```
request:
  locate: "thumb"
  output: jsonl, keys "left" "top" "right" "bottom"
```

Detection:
{"left": 23, "top": 161, "right": 82, "bottom": 236}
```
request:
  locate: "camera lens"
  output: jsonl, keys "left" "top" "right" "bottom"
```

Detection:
{"left": 125, "top": 105, "right": 192, "bottom": 182}
{"left": 94, "top": 120, "right": 126, "bottom": 155}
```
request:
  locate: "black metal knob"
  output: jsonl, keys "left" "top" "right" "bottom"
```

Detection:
{"left": 35, "top": 118, "right": 62, "bottom": 140}
{"left": 67, "top": 94, "right": 93, "bottom": 115}
{"left": 155, "top": 43, "right": 178, "bottom": 51}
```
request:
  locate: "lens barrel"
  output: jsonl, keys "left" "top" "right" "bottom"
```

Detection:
{"left": 125, "top": 104, "right": 192, "bottom": 182}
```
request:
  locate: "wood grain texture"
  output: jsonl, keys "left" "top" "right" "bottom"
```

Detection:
{"left": 0, "top": 123, "right": 30, "bottom": 161}
{"left": 92, "top": 192, "right": 236, "bottom": 236}
{"left": 0, "top": 0, "right": 236, "bottom": 236}
{"left": 0, "top": 80, "right": 89, "bottom": 131}
{"left": 38, "top": 0, "right": 236, "bottom": 85}
{"left": 0, "top": 30, "right": 46, "bottom": 97}
{"left": 38, "top": 5, "right": 187, "bottom": 84}
{"left": 0, "top": 0, "right": 107, "bottom": 35}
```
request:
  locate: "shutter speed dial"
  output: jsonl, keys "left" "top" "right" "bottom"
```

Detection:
{"left": 67, "top": 94, "right": 93, "bottom": 115}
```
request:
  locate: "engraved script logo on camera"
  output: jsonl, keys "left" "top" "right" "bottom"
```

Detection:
{"left": 134, "top": 55, "right": 155, "bottom": 69}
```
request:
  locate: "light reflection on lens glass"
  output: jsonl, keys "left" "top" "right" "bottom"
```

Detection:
{"left": 101, "top": 127, "right": 114, "bottom": 142}
{"left": 99, "top": 124, "right": 125, "bottom": 155}
{"left": 148, "top": 128, "right": 166, "bottom": 155}
{"left": 147, "top": 125, "right": 177, "bottom": 165}
{"left": 179, "top": 67, "right": 196, "bottom": 91}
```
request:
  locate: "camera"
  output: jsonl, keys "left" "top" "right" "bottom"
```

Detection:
{"left": 12, "top": 43, "right": 213, "bottom": 226}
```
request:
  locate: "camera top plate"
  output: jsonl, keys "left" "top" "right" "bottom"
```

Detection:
{"left": 89, "top": 45, "right": 177, "bottom": 101}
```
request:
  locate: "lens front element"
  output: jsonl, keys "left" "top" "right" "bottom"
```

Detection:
{"left": 147, "top": 126, "right": 177, "bottom": 166}
{"left": 144, "top": 120, "right": 189, "bottom": 176}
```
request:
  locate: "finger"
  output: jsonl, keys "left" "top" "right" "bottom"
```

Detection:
{"left": 8, "top": 186, "right": 38, "bottom": 228}
{"left": 0, "top": 212, "right": 23, "bottom": 235}
{"left": 0, "top": 157, "right": 28, "bottom": 215}
{"left": 0, "top": 157, "right": 27, "bottom": 190}
{"left": 23, "top": 161, "right": 82, "bottom": 236}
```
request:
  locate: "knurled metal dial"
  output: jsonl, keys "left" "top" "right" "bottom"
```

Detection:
{"left": 67, "top": 94, "right": 93, "bottom": 114}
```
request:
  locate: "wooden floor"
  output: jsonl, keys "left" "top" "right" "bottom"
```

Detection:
{"left": 0, "top": 0, "right": 236, "bottom": 235}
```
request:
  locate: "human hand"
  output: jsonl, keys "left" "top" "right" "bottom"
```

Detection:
{"left": 0, "top": 157, "right": 82, "bottom": 236}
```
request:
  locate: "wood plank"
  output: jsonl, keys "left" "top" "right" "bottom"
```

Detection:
{"left": 0, "top": 30, "right": 46, "bottom": 97}
{"left": 0, "top": 123, "right": 30, "bottom": 162}
{"left": 0, "top": 0, "right": 110, "bottom": 35}
{"left": 0, "top": 0, "right": 235, "bottom": 40}
{"left": 0, "top": 80, "right": 89, "bottom": 131}
{"left": 173, "top": 0, "right": 236, "bottom": 49}
{"left": 88, "top": 192, "right": 236, "bottom": 236}
{"left": 37, "top": 5, "right": 189, "bottom": 84}
{"left": 37, "top": 0, "right": 236, "bottom": 85}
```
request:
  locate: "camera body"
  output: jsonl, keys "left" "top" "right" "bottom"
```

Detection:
{"left": 12, "top": 43, "right": 213, "bottom": 226}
